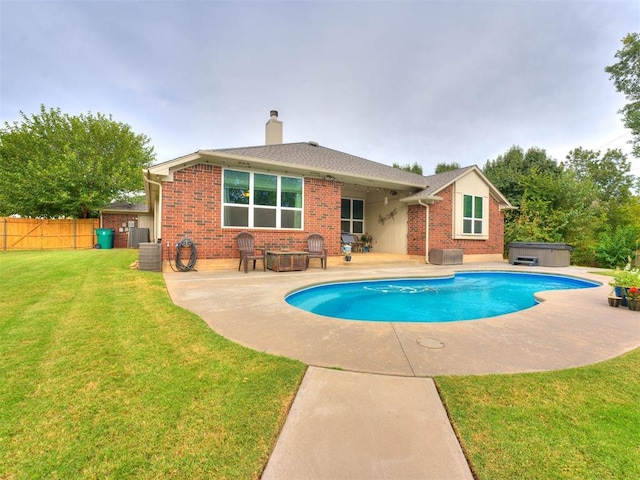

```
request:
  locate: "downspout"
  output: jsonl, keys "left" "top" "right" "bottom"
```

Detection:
{"left": 144, "top": 171, "right": 162, "bottom": 243}
{"left": 418, "top": 199, "right": 430, "bottom": 264}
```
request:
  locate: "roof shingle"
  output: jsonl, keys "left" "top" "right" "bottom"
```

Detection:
{"left": 207, "top": 142, "right": 429, "bottom": 188}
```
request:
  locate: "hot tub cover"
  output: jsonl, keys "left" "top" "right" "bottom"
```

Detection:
{"left": 508, "top": 242, "right": 573, "bottom": 251}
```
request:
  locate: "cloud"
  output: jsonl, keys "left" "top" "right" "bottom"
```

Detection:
{"left": 1, "top": 0, "right": 638, "bottom": 173}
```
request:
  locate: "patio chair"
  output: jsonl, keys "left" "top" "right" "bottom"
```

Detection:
{"left": 351, "top": 235, "right": 365, "bottom": 253}
{"left": 306, "top": 233, "right": 328, "bottom": 269}
{"left": 236, "top": 231, "right": 265, "bottom": 273}
{"left": 340, "top": 232, "right": 355, "bottom": 245}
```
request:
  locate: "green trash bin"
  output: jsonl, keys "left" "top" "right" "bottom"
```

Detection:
{"left": 95, "top": 228, "right": 114, "bottom": 249}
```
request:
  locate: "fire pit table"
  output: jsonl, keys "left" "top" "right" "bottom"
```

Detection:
{"left": 266, "top": 250, "right": 308, "bottom": 272}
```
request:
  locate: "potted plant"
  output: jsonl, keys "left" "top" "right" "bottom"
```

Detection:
{"left": 608, "top": 286, "right": 622, "bottom": 307}
{"left": 360, "top": 232, "right": 372, "bottom": 252}
{"left": 627, "top": 286, "right": 640, "bottom": 311}
{"left": 610, "top": 262, "right": 640, "bottom": 306}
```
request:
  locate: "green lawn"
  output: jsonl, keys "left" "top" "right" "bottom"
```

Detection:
{"left": 0, "top": 250, "right": 305, "bottom": 479}
{"left": 437, "top": 348, "right": 640, "bottom": 479}
{"left": 2, "top": 250, "right": 638, "bottom": 479}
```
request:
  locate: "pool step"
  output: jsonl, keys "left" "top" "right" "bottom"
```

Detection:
{"left": 512, "top": 256, "right": 538, "bottom": 266}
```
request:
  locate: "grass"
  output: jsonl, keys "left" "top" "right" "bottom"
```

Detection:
{"left": 2, "top": 251, "right": 638, "bottom": 479}
{"left": 0, "top": 250, "right": 305, "bottom": 479}
{"left": 436, "top": 349, "right": 640, "bottom": 479}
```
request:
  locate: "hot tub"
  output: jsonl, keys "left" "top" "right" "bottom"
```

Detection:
{"left": 508, "top": 242, "right": 573, "bottom": 267}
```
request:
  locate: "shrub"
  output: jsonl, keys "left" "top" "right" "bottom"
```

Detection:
{"left": 595, "top": 225, "right": 640, "bottom": 268}
{"left": 610, "top": 260, "right": 640, "bottom": 289}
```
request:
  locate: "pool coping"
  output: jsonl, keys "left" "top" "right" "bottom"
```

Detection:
{"left": 163, "top": 261, "right": 640, "bottom": 376}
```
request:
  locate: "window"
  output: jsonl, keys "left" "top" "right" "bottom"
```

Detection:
{"left": 223, "top": 169, "right": 303, "bottom": 229}
{"left": 341, "top": 198, "right": 364, "bottom": 234}
{"left": 463, "top": 194, "right": 483, "bottom": 234}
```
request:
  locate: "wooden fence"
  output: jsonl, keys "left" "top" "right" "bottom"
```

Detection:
{"left": 1, "top": 217, "right": 100, "bottom": 251}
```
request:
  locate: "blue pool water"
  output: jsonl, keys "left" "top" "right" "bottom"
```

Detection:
{"left": 285, "top": 272, "right": 599, "bottom": 322}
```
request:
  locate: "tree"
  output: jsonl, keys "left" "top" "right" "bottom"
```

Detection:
{"left": 605, "top": 33, "right": 640, "bottom": 157}
{"left": 595, "top": 224, "right": 640, "bottom": 268}
{"left": 0, "top": 105, "right": 155, "bottom": 218}
{"left": 506, "top": 168, "right": 605, "bottom": 265}
{"left": 392, "top": 162, "right": 423, "bottom": 175}
{"left": 483, "top": 145, "right": 560, "bottom": 207}
{"left": 563, "top": 147, "right": 636, "bottom": 230}
{"left": 434, "top": 162, "right": 460, "bottom": 174}
{"left": 564, "top": 147, "right": 634, "bottom": 201}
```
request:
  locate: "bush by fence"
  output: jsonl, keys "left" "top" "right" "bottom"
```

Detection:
{"left": 1, "top": 217, "right": 99, "bottom": 251}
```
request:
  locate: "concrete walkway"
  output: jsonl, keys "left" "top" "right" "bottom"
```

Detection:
{"left": 261, "top": 367, "right": 473, "bottom": 480}
{"left": 163, "top": 259, "right": 640, "bottom": 479}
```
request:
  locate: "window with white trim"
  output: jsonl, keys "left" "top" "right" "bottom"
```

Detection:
{"left": 223, "top": 169, "right": 303, "bottom": 229}
{"left": 341, "top": 197, "right": 364, "bottom": 234}
{"left": 462, "top": 194, "right": 484, "bottom": 234}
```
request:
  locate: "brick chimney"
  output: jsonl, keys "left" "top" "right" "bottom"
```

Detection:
{"left": 265, "top": 110, "right": 283, "bottom": 145}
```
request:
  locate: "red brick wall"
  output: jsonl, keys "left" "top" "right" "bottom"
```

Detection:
{"left": 407, "top": 184, "right": 505, "bottom": 256}
{"left": 161, "top": 164, "right": 343, "bottom": 259}
{"left": 407, "top": 204, "right": 426, "bottom": 255}
{"left": 102, "top": 214, "right": 141, "bottom": 248}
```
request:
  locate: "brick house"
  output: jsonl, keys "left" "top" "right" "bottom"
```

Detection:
{"left": 99, "top": 202, "right": 154, "bottom": 249}
{"left": 140, "top": 111, "right": 513, "bottom": 263}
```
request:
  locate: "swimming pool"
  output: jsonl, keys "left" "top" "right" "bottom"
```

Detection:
{"left": 285, "top": 271, "right": 599, "bottom": 322}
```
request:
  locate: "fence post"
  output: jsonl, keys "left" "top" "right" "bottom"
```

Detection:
{"left": 2, "top": 218, "right": 6, "bottom": 251}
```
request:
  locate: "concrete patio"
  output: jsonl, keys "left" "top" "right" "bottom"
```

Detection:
{"left": 164, "top": 255, "right": 640, "bottom": 377}
{"left": 163, "top": 255, "right": 639, "bottom": 480}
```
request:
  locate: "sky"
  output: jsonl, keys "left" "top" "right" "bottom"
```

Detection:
{"left": 1, "top": 0, "right": 639, "bottom": 176}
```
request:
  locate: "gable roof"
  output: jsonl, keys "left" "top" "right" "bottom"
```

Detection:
{"left": 401, "top": 165, "right": 514, "bottom": 207}
{"left": 146, "top": 142, "right": 513, "bottom": 208}
{"left": 209, "top": 142, "right": 427, "bottom": 185}
{"left": 148, "top": 142, "right": 429, "bottom": 190}
{"left": 420, "top": 166, "right": 476, "bottom": 197}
